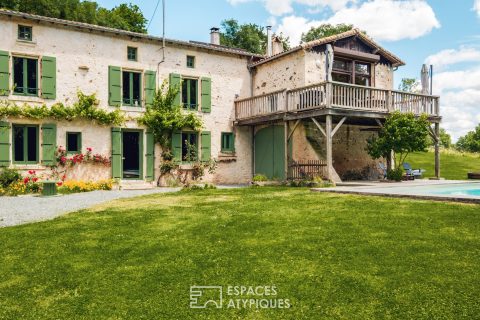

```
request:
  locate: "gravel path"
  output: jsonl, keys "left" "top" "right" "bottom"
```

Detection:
{"left": 0, "top": 188, "right": 180, "bottom": 228}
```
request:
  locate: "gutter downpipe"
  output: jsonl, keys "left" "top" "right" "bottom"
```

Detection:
{"left": 157, "top": 0, "right": 166, "bottom": 87}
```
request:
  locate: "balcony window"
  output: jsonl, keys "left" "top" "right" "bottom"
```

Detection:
{"left": 181, "top": 78, "right": 198, "bottom": 110}
{"left": 13, "top": 57, "right": 38, "bottom": 96}
{"left": 122, "top": 71, "right": 141, "bottom": 106}
{"left": 332, "top": 58, "right": 371, "bottom": 86}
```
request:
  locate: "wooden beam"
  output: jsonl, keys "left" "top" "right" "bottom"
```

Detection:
{"left": 331, "top": 116, "right": 347, "bottom": 138}
{"left": 375, "top": 118, "right": 383, "bottom": 127}
{"left": 428, "top": 125, "right": 439, "bottom": 142}
{"left": 326, "top": 115, "right": 333, "bottom": 181}
{"left": 435, "top": 122, "right": 440, "bottom": 178}
{"left": 287, "top": 119, "right": 301, "bottom": 141}
{"left": 311, "top": 117, "right": 327, "bottom": 138}
{"left": 284, "top": 121, "right": 289, "bottom": 180}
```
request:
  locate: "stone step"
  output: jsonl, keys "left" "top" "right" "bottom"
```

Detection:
{"left": 119, "top": 180, "right": 155, "bottom": 190}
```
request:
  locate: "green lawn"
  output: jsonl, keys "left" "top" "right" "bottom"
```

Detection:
{"left": 405, "top": 150, "right": 480, "bottom": 180}
{"left": 0, "top": 188, "right": 479, "bottom": 319}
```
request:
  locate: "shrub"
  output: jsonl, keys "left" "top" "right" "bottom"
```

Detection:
{"left": 252, "top": 174, "right": 268, "bottom": 182}
{"left": 387, "top": 167, "right": 404, "bottom": 182}
{"left": 58, "top": 180, "right": 113, "bottom": 194}
{"left": 5, "top": 180, "right": 27, "bottom": 196}
{"left": 0, "top": 168, "right": 21, "bottom": 188}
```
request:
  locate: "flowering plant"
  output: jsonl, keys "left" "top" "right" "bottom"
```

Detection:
{"left": 23, "top": 170, "right": 41, "bottom": 193}
{"left": 51, "top": 146, "right": 111, "bottom": 181}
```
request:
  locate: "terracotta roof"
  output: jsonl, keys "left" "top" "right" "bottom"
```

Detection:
{"left": 250, "top": 29, "right": 405, "bottom": 67}
{"left": 0, "top": 9, "right": 265, "bottom": 59}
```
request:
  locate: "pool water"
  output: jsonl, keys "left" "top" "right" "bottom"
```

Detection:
{"left": 394, "top": 183, "right": 480, "bottom": 197}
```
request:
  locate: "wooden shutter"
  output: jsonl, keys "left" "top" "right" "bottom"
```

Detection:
{"left": 41, "top": 56, "right": 56, "bottom": 99}
{"left": 169, "top": 73, "right": 181, "bottom": 107}
{"left": 41, "top": 124, "right": 56, "bottom": 165}
{"left": 201, "top": 77, "right": 211, "bottom": 113}
{"left": 144, "top": 70, "right": 156, "bottom": 106}
{"left": 111, "top": 127, "right": 122, "bottom": 179}
{"left": 172, "top": 130, "right": 182, "bottom": 163}
{"left": 145, "top": 130, "right": 155, "bottom": 181}
{"left": 0, "top": 121, "right": 10, "bottom": 167}
{"left": 0, "top": 51, "right": 9, "bottom": 95}
{"left": 200, "top": 131, "right": 211, "bottom": 162}
{"left": 109, "top": 66, "right": 122, "bottom": 107}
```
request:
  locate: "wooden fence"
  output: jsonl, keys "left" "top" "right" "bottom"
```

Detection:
{"left": 288, "top": 160, "right": 327, "bottom": 180}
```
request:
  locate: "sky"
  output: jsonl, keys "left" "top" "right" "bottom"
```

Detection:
{"left": 97, "top": 0, "right": 480, "bottom": 141}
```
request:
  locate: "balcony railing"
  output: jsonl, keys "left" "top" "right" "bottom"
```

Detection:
{"left": 235, "top": 81, "right": 440, "bottom": 121}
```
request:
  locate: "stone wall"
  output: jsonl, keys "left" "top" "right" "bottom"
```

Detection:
{"left": 0, "top": 16, "right": 253, "bottom": 184}
{"left": 374, "top": 63, "right": 394, "bottom": 90}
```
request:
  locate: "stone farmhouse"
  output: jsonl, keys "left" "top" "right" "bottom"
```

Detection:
{"left": 0, "top": 9, "right": 441, "bottom": 185}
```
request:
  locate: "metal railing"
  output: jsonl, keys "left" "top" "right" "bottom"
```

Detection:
{"left": 235, "top": 81, "right": 440, "bottom": 120}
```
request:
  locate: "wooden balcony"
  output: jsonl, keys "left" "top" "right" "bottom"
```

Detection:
{"left": 235, "top": 81, "right": 440, "bottom": 125}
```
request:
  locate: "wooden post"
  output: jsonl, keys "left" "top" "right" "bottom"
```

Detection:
{"left": 435, "top": 122, "right": 440, "bottom": 178}
{"left": 284, "top": 121, "right": 289, "bottom": 180}
{"left": 326, "top": 115, "right": 333, "bottom": 181}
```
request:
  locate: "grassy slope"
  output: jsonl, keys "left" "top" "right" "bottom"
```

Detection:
{"left": 0, "top": 188, "right": 479, "bottom": 319}
{"left": 405, "top": 150, "right": 480, "bottom": 180}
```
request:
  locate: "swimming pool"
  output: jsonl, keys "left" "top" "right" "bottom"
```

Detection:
{"left": 315, "top": 181, "right": 480, "bottom": 203}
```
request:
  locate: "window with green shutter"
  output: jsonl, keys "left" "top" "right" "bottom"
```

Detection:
{"left": 0, "top": 121, "right": 10, "bottom": 167}
{"left": 122, "top": 71, "right": 141, "bottom": 107}
{"left": 66, "top": 132, "right": 82, "bottom": 154}
{"left": 18, "top": 25, "right": 32, "bottom": 41}
{"left": 127, "top": 47, "right": 137, "bottom": 61}
{"left": 41, "top": 124, "right": 56, "bottom": 165}
{"left": 108, "top": 66, "right": 122, "bottom": 107}
{"left": 13, "top": 124, "right": 39, "bottom": 164}
{"left": 181, "top": 132, "right": 198, "bottom": 162}
{"left": 111, "top": 128, "right": 122, "bottom": 179}
{"left": 13, "top": 57, "right": 38, "bottom": 96}
{"left": 41, "top": 56, "right": 56, "bottom": 99}
{"left": 201, "top": 77, "right": 211, "bottom": 113}
{"left": 181, "top": 78, "right": 198, "bottom": 111}
{"left": 0, "top": 51, "right": 9, "bottom": 95}
{"left": 144, "top": 70, "right": 156, "bottom": 106}
{"left": 200, "top": 131, "right": 211, "bottom": 162}
{"left": 221, "top": 132, "right": 235, "bottom": 153}
{"left": 171, "top": 130, "right": 182, "bottom": 163}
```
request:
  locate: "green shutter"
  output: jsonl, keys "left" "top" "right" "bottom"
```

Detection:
{"left": 0, "top": 121, "right": 10, "bottom": 166}
{"left": 201, "top": 77, "right": 211, "bottom": 113}
{"left": 41, "top": 56, "right": 56, "bottom": 99}
{"left": 0, "top": 51, "right": 9, "bottom": 95}
{"left": 144, "top": 70, "right": 156, "bottom": 106}
{"left": 109, "top": 66, "right": 122, "bottom": 107}
{"left": 169, "top": 73, "right": 181, "bottom": 107}
{"left": 145, "top": 130, "right": 155, "bottom": 181}
{"left": 111, "top": 127, "right": 122, "bottom": 179}
{"left": 41, "top": 123, "right": 56, "bottom": 165}
{"left": 172, "top": 130, "right": 182, "bottom": 163}
{"left": 201, "top": 131, "right": 211, "bottom": 162}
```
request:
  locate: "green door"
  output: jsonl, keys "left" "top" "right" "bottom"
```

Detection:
{"left": 254, "top": 125, "right": 285, "bottom": 180}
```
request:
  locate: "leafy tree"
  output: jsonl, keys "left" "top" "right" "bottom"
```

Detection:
{"left": 367, "top": 112, "right": 430, "bottom": 169}
{"left": 0, "top": 0, "right": 147, "bottom": 33}
{"left": 219, "top": 19, "right": 290, "bottom": 54}
{"left": 398, "top": 78, "right": 421, "bottom": 93}
{"left": 456, "top": 125, "right": 480, "bottom": 153}
{"left": 301, "top": 23, "right": 356, "bottom": 43}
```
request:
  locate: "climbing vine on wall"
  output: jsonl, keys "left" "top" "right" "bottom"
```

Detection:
{"left": 0, "top": 92, "right": 125, "bottom": 126}
{"left": 137, "top": 81, "right": 203, "bottom": 148}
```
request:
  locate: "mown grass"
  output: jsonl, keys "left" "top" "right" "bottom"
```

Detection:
{"left": 405, "top": 150, "right": 480, "bottom": 180}
{"left": 0, "top": 187, "right": 479, "bottom": 319}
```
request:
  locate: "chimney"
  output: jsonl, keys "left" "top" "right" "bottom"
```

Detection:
{"left": 266, "top": 26, "right": 272, "bottom": 56}
{"left": 210, "top": 27, "right": 220, "bottom": 45}
{"left": 272, "top": 35, "right": 284, "bottom": 55}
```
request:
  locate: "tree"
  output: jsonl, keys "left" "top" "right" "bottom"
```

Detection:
{"left": 301, "top": 23, "right": 356, "bottom": 43}
{"left": 0, "top": 0, "right": 147, "bottom": 33}
{"left": 219, "top": 19, "right": 290, "bottom": 54}
{"left": 367, "top": 112, "right": 430, "bottom": 170}
{"left": 398, "top": 78, "right": 421, "bottom": 93}
{"left": 456, "top": 125, "right": 480, "bottom": 153}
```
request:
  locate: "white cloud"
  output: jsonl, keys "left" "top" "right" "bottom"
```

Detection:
{"left": 276, "top": 0, "right": 440, "bottom": 44}
{"left": 474, "top": 0, "right": 480, "bottom": 16}
{"left": 425, "top": 47, "right": 480, "bottom": 70}
{"left": 226, "top": 0, "right": 355, "bottom": 16}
